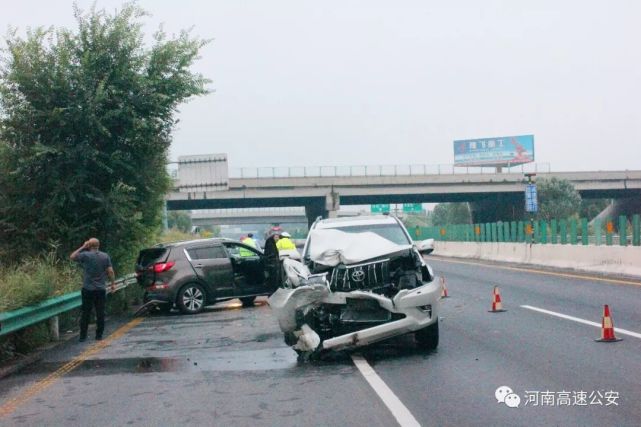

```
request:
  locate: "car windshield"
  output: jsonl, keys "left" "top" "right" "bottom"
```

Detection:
{"left": 329, "top": 223, "right": 412, "bottom": 245}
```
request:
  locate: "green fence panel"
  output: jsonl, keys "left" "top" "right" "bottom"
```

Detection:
{"left": 489, "top": 223, "right": 495, "bottom": 242}
{"left": 594, "top": 219, "right": 602, "bottom": 246}
{"left": 480, "top": 223, "right": 486, "bottom": 242}
{"left": 497, "top": 222, "right": 504, "bottom": 242}
{"left": 633, "top": 215, "right": 640, "bottom": 246}
{"left": 510, "top": 221, "right": 517, "bottom": 243}
{"left": 517, "top": 221, "right": 524, "bottom": 242}
{"left": 606, "top": 219, "right": 613, "bottom": 246}
{"left": 550, "top": 219, "right": 558, "bottom": 244}
{"left": 503, "top": 222, "right": 510, "bottom": 242}
{"left": 540, "top": 220, "right": 548, "bottom": 244}
{"left": 569, "top": 219, "right": 577, "bottom": 245}
{"left": 560, "top": 219, "right": 567, "bottom": 244}
{"left": 581, "top": 218, "right": 588, "bottom": 245}
{"left": 619, "top": 215, "right": 627, "bottom": 246}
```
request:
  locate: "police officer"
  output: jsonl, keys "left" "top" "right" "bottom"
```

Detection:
{"left": 276, "top": 231, "right": 296, "bottom": 251}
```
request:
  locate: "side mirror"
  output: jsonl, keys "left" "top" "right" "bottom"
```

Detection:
{"left": 415, "top": 238, "right": 434, "bottom": 255}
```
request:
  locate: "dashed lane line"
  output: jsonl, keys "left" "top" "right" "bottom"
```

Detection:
{"left": 351, "top": 354, "right": 421, "bottom": 427}
{"left": 0, "top": 316, "right": 144, "bottom": 419}
{"left": 521, "top": 305, "right": 641, "bottom": 339}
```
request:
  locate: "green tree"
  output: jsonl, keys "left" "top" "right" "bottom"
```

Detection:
{"left": 401, "top": 213, "right": 430, "bottom": 229}
{"left": 0, "top": 3, "right": 209, "bottom": 270}
{"left": 167, "top": 211, "right": 192, "bottom": 233}
{"left": 431, "top": 203, "right": 471, "bottom": 226}
{"left": 580, "top": 198, "right": 611, "bottom": 220}
{"left": 535, "top": 177, "right": 581, "bottom": 221}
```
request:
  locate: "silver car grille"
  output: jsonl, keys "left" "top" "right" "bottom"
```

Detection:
{"left": 329, "top": 259, "right": 390, "bottom": 292}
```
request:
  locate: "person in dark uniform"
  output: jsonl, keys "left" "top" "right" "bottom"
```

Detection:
{"left": 70, "top": 238, "right": 115, "bottom": 341}
{"left": 263, "top": 232, "right": 282, "bottom": 289}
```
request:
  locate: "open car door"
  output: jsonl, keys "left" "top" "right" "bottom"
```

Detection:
{"left": 223, "top": 242, "right": 268, "bottom": 295}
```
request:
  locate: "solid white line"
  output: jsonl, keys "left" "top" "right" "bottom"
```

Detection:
{"left": 521, "top": 305, "right": 641, "bottom": 339}
{"left": 351, "top": 354, "right": 421, "bottom": 427}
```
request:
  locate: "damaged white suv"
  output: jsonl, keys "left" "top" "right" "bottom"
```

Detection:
{"left": 268, "top": 215, "right": 440, "bottom": 356}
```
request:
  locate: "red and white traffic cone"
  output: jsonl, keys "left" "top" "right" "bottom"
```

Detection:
{"left": 440, "top": 276, "right": 450, "bottom": 298}
{"left": 489, "top": 286, "right": 506, "bottom": 313}
{"left": 595, "top": 305, "right": 622, "bottom": 342}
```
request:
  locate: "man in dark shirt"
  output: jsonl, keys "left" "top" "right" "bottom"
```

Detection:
{"left": 70, "top": 238, "right": 116, "bottom": 342}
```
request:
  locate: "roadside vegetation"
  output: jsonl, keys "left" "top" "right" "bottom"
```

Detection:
{"left": 0, "top": 253, "right": 79, "bottom": 313}
{"left": 0, "top": 3, "right": 209, "bottom": 361}
{"left": 0, "top": 2, "right": 209, "bottom": 271}
{"left": 0, "top": 2, "right": 209, "bottom": 314}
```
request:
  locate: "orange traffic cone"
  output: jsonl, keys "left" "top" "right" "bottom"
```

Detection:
{"left": 595, "top": 305, "right": 623, "bottom": 342}
{"left": 489, "top": 286, "right": 506, "bottom": 313}
{"left": 440, "top": 276, "right": 450, "bottom": 298}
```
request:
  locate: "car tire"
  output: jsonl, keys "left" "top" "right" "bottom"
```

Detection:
{"left": 240, "top": 296, "right": 256, "bottom": 307}
{"left": 415, "top": 320, "right": 439, "bottom": 350}
{"left": 177, "top": 283, "right": 206, "bottom": 314}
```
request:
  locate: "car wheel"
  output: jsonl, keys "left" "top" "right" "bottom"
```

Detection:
{"left": 240, "top": 296, "right": 256, "bottom": 307}
{"left": 177, "top": 283, "right": 206, "bottom": 314}
{"left": 415, "top": 320, "right": 439, "bottom": 350}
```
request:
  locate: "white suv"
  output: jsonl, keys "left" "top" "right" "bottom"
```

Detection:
{"left": 268, "top": 215, "right": 440, "bottom": 355}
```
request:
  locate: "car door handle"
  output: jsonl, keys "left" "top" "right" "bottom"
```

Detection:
{"left": 194, "top": 264, "right": 204, "bottom": 268}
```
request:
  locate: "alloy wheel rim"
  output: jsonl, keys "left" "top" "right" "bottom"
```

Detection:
{"left": 183, "top": 287, "right": 203, "bottom": 311}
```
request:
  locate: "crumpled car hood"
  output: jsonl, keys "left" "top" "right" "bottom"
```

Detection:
{"left": 308, "top": 229, "right": 413, "bottom": 267}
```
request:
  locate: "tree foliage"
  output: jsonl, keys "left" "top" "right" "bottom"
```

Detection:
{"left": 580, "top": 198, "right": 611, "bottom": 220}
{"left": 535, "top": 177, "right": 582, "bottom": 221}
{"left": 0, "top": 3, "right": 209, "bottom": 270}
{"left": 431, "top": 203, "right": 471, "bottom": 226}
{"left": 167, "top": 210, "right": 192, "bottom": 233}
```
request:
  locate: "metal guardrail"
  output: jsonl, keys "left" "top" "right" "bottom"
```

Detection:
{"left": 0, "top": 275, "right": 137, "bottom": 337}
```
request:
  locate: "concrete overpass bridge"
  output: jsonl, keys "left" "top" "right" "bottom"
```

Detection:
{"left": 167, "top": 163, "right": 641, "bottom": 225}
{"left": 191, "top": 207, "right": 363, "bottom": 227}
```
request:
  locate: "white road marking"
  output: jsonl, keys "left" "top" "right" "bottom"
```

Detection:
{"left": 351, "top": 354, "right": 421, "bottom": 427}
{"left": 521, "top": 305, "right": 641, "bottom": 339}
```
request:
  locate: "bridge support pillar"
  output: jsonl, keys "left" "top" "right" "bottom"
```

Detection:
{"left": 305, "top": 192, "right": 341, "bottom": 226}
{"left": 594, "top": 196, "right": 641, "bottom": 223}
{"left": 470, "top": 194, "right": 524, "bottom": 223}
{"left": 326, "top": 191, "right": 340, "bottom": 219}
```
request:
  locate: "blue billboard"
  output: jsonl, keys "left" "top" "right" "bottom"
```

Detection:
{"left": 453, "top": 135, "right": 535, "bottom": 167}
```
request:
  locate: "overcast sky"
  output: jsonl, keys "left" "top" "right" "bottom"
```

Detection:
{"left": 2, "top": 0, "right": 640, "bottom": 173}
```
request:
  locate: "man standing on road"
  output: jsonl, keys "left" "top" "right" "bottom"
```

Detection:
{"left": 70, "top": 238, "right": 115, "bottom": 342}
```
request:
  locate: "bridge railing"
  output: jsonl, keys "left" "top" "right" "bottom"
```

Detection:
{"left": 415, "top": 214, "right": 641, "bottom": 247}
{"left": 232, "top": 162, "right": 551, "bottom": 179}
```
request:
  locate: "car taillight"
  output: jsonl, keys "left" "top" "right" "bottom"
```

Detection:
{"left": 153, "top": 261, "right": 175, "bottom": 273}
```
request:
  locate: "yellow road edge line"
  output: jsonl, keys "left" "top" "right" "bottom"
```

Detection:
{"left": 432, "top": 257, "right": 641, "bottom": 287}
{"left": 0, "top": 316, "right": 144, "bottom": 419}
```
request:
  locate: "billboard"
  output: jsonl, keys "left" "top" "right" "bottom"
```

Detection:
{"left": 453, "top": 135, "right": 534, "bottom": 167}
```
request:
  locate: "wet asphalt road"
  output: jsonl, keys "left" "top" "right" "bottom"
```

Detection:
{"left": 1, "top": 257, "right": 641, "bottom": 426}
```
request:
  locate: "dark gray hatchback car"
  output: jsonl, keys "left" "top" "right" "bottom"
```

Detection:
{"left": 135, "top": 238, "right": 279, "bottom": 314}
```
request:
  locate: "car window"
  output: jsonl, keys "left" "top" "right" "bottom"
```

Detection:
{"left": 224, "top": 243, "right": 260, "bottom": 257}
{"left": 137, "top": 247, "right": 169, "bottom": 267}
{"left": 331, "top": 223, "right": 412, "bottom": 245}
{"left": 187, "top": 246, "right": 227, "bottom": 260}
